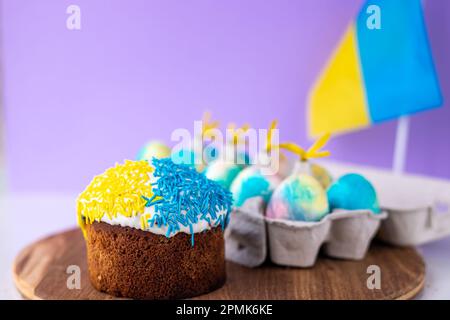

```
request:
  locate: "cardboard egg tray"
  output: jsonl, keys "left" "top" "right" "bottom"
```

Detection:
{"left": 225, "top": 161, "right": 450, "bottom": 268}
{"left": 225, "top": 197, "right": 387, "bottom": 268}
{"left": 324, "top": 161, "right": 450, "bottom": 246}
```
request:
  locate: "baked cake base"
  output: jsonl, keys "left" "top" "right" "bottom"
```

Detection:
{"left": 85, "top": 222, "right": 226, "bottom": 299}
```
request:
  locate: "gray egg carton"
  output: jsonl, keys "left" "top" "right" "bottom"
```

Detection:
{"left": 225, "top": 197, "right": 387, "bottom": 268}
{"left": 324, "top": 161, "right": 450, "bottom": 246}
{"left": 226, "top": 161, "right": 450, "bottom": 268}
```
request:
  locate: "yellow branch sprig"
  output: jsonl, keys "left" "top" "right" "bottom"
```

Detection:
{"left": 201, "top": 111, "right": 220, "bottom": 140}
{"left": 266, "top": 119, "right": 278, "bottom": 152}
{"left": 228, "top": 122, "right": 250, "bottom": 145}
{"left": 277, "top": 133, "right": 331, "bottom": 162}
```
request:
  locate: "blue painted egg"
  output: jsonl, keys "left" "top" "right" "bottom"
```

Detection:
{"left": 223, "top": 145, "right": 251, "bottom": 166}
{"left": 327, "top": 173, "right": 380, "bottom": 213}
{"left": 136, "top": 141, "right": 171, "bottom": 161}
{"left": 267, "top": 174, "right": 329, "bottom": 222}
{"left": 230, "top": 166, "right": 282, "bottom": 207}
{"left": 171, "top": 148, "right": 197, "bottom": 168}
{"left": 238, "top": 152, "right": 251, "bottom": 166}
{"left": 203, "top": 144, "right": 219, "bottom": 163}
{"left": 205, "top": 160, "right": 243, "bottom": 190}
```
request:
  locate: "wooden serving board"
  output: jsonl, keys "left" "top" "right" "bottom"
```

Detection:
{"left": 13, "top": 228, "right": 425, "bottom": 300}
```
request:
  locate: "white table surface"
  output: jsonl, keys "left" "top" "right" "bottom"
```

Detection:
{"left": 1, "top": 192, "right": 449, "bottom": 300}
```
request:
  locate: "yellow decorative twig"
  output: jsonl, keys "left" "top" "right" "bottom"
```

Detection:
{"left": 266, "top": 119, "right": 278, "bottom": 152}
{"left": 201, "top": 111, "right": 220, "bottom": 139}
{"left": 228, "top": 122, "right": 250, "bottom": 145}
{"left": 277, "top": 133, "right": 331, "bottom": 162}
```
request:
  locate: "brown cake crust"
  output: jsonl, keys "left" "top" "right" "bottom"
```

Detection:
{"left": 85, "top": 221, "right": 226, "bottom": 299}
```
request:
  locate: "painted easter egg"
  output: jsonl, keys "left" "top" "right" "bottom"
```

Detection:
{"left": 327, "top": 173, "right": 380, "bottom": 213}
{"left": 267, "top": 174, "right": 329, "bottom": 222}
{"left": 196, "top": 143, "right": 220, "bottom": 173}
{"left": 260, "top": 151, "right": 294, "bottom": 179}
{"left": 311, "top": 163, "right": 332, "bottom": 189}
{"left": 230, "top": 166, "right": 282, "bottom": 207}
{"left": 238, "top": 152, "right": 251, "bottom": 166}
{"left": 277, "top": 153, "right": 294, "bottom": 178}
{"left": 205, "top": 160, "right": 243, "bottom": 190}
{"left": 223, "top": 144, "right": 251, "bottom": 166}
{"left": 171, "top": 148, "right": 197, "bottom": 168}
{"left": 203, "top": 143, "right": 220, "bottom": 164}
{"left": 136, "top": 141, "right": 171, "bottom": 161}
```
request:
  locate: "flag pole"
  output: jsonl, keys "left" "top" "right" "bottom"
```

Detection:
{"left": 392, "top": 116, "right": 410, "bottom": 174}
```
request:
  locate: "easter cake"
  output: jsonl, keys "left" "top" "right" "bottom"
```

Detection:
{"left": 77, "top": 158, "right": 232, "bottom": 299}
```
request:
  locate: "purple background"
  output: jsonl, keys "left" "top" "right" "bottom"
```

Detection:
{"left": 1, "top": 0, "right": 449, "bottom": 193}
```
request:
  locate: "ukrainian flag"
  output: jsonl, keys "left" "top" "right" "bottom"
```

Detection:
{"left": 308, "top": 0, "right": 442, "bottom": 137}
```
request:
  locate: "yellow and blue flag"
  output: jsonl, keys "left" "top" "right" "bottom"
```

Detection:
{"left": 308, "top": 0, "right": 442, "bottom": 137}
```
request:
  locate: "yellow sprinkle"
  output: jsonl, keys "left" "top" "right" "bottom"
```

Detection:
{"left": 140, "top": 213, "right": 151, "bottom": 230}
{"left": 76, "top": 160, "right": 154, "bottom": 238}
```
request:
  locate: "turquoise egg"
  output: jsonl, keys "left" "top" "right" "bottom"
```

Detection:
{"left": 223, "top": 145, "right": 251, "bottom": 166}
{"left": 238, "top": 152, "right": 251, "bottom": 166}
{"left": 171, "top": 148, "right": 197, "bottom": 168}
{"left": 226, "top": 152, "right": 251, "bottom": 166}
{"left": 230, "top": 166, "right": 282, "bottom": 207}
{"left": 203, "top": 144, "right": 220, "bottom": 164}
{"left": 205, "top": 160, "right": 243, "bottom": 190}
{"left": 327, "top": 173, "right": 380, "bottom": 214}
{"left": 136, "top": 141, "right": 171, "bottom": 161}
{"left": 267, "top": 174, "right": 329, "bottom": 222}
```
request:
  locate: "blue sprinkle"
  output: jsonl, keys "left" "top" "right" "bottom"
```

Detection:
{"left": 143, "top": 157, "right": 233, "bottom": 245}
{"left": 189, "top": 224, "right": 194, "bottom": 247}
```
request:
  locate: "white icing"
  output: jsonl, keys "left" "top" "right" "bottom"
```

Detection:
{"left": 99, "top": 206, "right": 226, "bottom": 237}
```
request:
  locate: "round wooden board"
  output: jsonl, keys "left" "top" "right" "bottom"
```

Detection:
{"left": 13, "top": 228, "right": 425, "bottom": 300}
